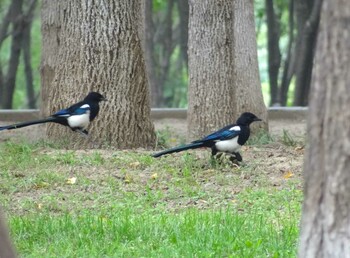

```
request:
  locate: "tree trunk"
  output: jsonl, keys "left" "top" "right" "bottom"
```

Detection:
{"left": 0, "top": 209, "right": 16, "bottom": 258}
{"left": 279, "top": 0, "right": 295, "bottom": 106}
{"left": 299, "top": 1, "right": 350, "bottom": 256}
{"left": 187, "top": 0, "right": 236, "bottom": 140}
{"left": 41, "top": 0, "right": 156, "bottom": 148}
{"left": 177, "top": 0, "right": 189, "bottom": 69}
{"left": 144, "top": 0, "right": 161, "bottom": 108}
{"left": 0, "top": 4, "right": 13, "bottom": 107}
{"left": 187, "top": 0, "right": 267, "bottom": 140}
{"left": 22, "top": 0, "right": 37, "bottom": 109}
{"left": 157, "top": 0, "right": 175, "bottom": 108}
{"left": 2, "top": 0, "right": 24, "bottom": 109}
{"left": 233, "top": 0, "right": 268, "bottom": 130}
{"left": 265, "top": 0, "right": 281, "bottom": 106}
{"left": 293, "top": 0, "right": 322, "bottom": 106}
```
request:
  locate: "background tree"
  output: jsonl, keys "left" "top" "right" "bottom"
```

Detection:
{"left": 265, "top": 0, "right": 281, "bottom": 106}
{"left": 40, "top": 0, "right": 156, "bottom": 148}
{"left": 299, "top": 0, "right": 350, "bottom": 256}
{"left": 263, "top": 0, "right": 322, "bottom": 106}
{"left": 0, "top": 0, "right": 37, "bottom": 109}
{"left": 143, "top": 0, "right": 189, "bottom": 108}
{"left": 187, "top": 0, "right": 268, "bottom": 140}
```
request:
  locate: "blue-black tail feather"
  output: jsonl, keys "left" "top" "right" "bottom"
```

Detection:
{"left": 0, "top": 117, "right": 57, "bottom": 131}
{"left": 152, "top": 142, "right": 205, "bottom": 158}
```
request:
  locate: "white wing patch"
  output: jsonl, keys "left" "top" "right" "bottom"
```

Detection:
{"left": 80, "top": 104, "right": 90, "bottom": 109}
{"left": 215, "top": 137, "right": 241, "bottom": 153}
{"left": 229, "top": 126, "right": 241, "bottom": 131}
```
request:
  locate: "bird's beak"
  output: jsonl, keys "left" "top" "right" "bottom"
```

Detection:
{"left": 102, "top": 97, "right": 107, "bottom": 101}
{"left": 254, "top": 118, "right": 262, "bottom": 122}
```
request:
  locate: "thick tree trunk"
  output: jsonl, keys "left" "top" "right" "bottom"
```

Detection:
{"left": 299, "top": 1, "right": 350, "bottom": 256}
{"left": 187, "top": 0, "right": 236, "bottom": 140}
{"left": 265, "top": 0, "right": 281, "bottom": 106}
{"left": 233, "top": 0, "right": 268, "bottom": 130}
{"left": 187, "top": 0, "right": 267, "bottom": 140}
{"left": 41, "top": 0, "right": 156, "bottom": 148}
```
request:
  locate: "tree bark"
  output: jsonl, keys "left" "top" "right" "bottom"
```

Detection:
{"left": 265, "top": 0, "right": 281, "bottom": 106}
{"left": 187, "top": 0, "right": 267, "bottom": 140}
{"left": 299, "top": 1, "right": 350, "bottom": 256}
{"left": 41, "top": 0, "right": 156, "bottom": 148}
{"left": 0, "top": 209, "right": 16, "bottom": 258}
{"left": 187, "top": 0, "right": 236, "bottom": 140}
{"left": 233, "top": 0, "right": 268, "bottom": 130}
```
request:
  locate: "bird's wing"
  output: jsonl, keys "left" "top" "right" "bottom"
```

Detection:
{"left": 195, "top": 124, "right": 241, "bottom": 143}
{"left": 53, "top": 103, "right": 90, "bottom": 117}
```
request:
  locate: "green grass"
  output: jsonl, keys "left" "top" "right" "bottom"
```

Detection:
{"left": 0, "top": 141, "right": 303, "bottom": 257}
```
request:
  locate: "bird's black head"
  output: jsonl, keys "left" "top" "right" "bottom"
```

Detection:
{"left": 236, "top": 112, "right": 262, "bottom": 126}
{"left": 84, "top": 92, "right": 107, "bottom": 102}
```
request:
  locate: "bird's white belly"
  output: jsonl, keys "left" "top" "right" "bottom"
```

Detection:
{"left": 215, "top": 137, "right": 241, "bottom": 153}
{"left": 67, "top": 113, "right": 90, "bottom": 129}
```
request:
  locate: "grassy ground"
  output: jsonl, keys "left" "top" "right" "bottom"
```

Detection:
{"left": 0, "top": 131, "right": 304, "bottom": 257}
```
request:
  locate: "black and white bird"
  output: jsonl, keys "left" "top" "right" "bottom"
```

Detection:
{"left": 0, "top": 92, "right": 106, "bottom": 136}
{"left": 152, "top": 112, "right": 262, "bottom": 162}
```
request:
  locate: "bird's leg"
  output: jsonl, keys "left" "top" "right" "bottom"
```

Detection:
{"left": 211, "top": 147, "right": 218, "bottom": 157}
{"left": 234, "top": 152, "right": 242, "bottom": 162}
{"left": 228, "top": 152, "right": 243, "bottom": 165}
{"left": 76, "top": 129, "right": 98, "bottom": 148}
{"left": 77, "top": 129, "right": 89, "bottom": 138}
{"left": 210, "top": 148, "right": 220, "bottom": 166}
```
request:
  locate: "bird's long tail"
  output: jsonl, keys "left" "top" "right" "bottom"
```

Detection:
{"left": 152, "top": 142, "right": 205, "bottom": 158}
{"left": 0, "top": 117, "right": 57, "bottom": 131}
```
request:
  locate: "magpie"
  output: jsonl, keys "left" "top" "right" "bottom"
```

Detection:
{"left": 0, "top": 92, "right": 106, "bottom": 136}
{"left": 152, "top": 112, "right": 262, "bottom": 162}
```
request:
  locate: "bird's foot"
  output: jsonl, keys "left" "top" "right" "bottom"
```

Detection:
{"left": 76, "top": 129, "right": 99, "bottom": 148}
{"left": 228, "top": 152, "right": 243, "bottom": 167}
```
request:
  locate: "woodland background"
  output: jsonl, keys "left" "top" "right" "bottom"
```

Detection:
{"left": 0, "top": 0, "right": 318, "bottom": 109}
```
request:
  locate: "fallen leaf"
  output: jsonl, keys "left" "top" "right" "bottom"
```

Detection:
{"left": 295, "top": 146, "right": 304, "bottom": 151}
{"left": 34, "top": 182, "right": 50, "bottom": 189}
{"left": 151, "top": 173, "right": 158, "bottom": 180}
{"left": 283, "top": 171, "right": 294, "bottom": 179}
{"left": 129, "top": 162, "right": 141, "bottom": 169}
{"left": 37, "top": 203, "right": 43, "bottom": 209}
{"left": 66, "top": 177, "right": 77, "bottom": 184}
{"left": 124, "top": 174, "right": 132, "bottom": 183}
